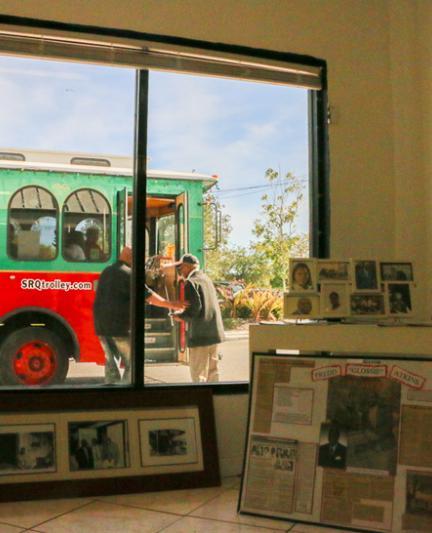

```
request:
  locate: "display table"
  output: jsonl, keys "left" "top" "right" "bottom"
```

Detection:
{"left": 250, "top": 322, "right": 432, "bottom": 357}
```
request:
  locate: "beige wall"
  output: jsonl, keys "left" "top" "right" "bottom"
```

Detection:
{"left": 0, "top": 0, "right": 429, "bottom": 474}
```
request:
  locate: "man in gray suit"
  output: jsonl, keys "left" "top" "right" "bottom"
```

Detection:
{"left": 172, "top": 254, "right": 225, "bottom": 383}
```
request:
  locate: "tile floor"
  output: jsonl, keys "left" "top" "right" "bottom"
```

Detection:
{"left": 0, "top": 477, "right": 350, "bottom": 532}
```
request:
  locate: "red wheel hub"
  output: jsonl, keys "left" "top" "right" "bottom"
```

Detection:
{"left": 13, "top": 340, "right": 57, "bottom": 385}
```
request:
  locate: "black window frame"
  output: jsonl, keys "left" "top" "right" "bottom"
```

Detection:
{"left": 0, "top": 14, "right": 330, "bottom": 396}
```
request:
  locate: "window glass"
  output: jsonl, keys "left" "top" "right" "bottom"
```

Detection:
{"left": 63, "top": 189, "right": 111, "bottom": 262}
{"left": 146, "top": 71, "right": 309, "bottom": 385}
{"left": 0, "top": 54, "right": 135, "bottom": 389}
{"left": 157, "top": 214, "right": 175, "bottom": 258}
{"left": 8, "top": 186, "right": 58, "bottom": 260}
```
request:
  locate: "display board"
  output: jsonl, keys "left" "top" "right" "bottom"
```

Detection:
{"left": 239, "top": 353, "right": 432, "bottom": 532}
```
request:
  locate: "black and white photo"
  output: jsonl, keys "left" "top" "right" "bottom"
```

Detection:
{"left": 317, "top": 260, "right": 351, "bottom": 282}
{"left": 387, "top": 283, "right": 412, "bottom": 315}
{"left": 318, "top": 423, "right": 347, "bottom": 469}
{"left": 350, "top": 293, "right": 385, "bottom": 316}
{"left": 68, "top": 419, "right": 129, "bottom": 471}
{"left": 320, "top": 283, "right": 349, "bottom": 317}
{"left": 284, "top": 294, "right": 320, "bottom": 318}
{"left": 139, "top": 414, "right": 199, "bottom": 467}
{"left": 0, "top": 424, "right": 55, "bottom": 475}
{"left": 380, "top": 262, "right": 413, "bottom": 282}
{"left": 353, "top": 260, "right": 379, "bottom": 291}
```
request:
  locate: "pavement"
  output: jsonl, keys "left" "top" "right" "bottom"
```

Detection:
{"left": 67, "top": 328, "right": 250, "bottom": 385}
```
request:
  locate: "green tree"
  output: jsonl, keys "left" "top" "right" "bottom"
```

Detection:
{"left": 252, "top": 169, "right": 308, "bottom": 289}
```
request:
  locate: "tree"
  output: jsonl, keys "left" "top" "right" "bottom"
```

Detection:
{"left": 252, "top": 169, "right": 308, "bottom": 289}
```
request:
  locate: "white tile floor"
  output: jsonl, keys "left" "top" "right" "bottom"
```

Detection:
{"left": 0, "top": 477, "right": 352, "bottom": 532}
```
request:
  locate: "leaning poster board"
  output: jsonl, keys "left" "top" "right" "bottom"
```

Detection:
{"left": 239, "top": 352, "right": 432, "bottom": 532}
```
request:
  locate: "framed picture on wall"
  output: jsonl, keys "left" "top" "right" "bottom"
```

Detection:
{"left": 350, "top": 293, "right": 385, "bottom": 317}
{"left": 320, "top": 283, "right": 349, "bottom": 318}
{"left": 317, "top": 260, "right": 351, "bottom": 282}
{"left": 289, "top": 259, "right": 317, "bottom": 292}
{"left": 380, "top": 262, "right": 414, "bottom": 282}
{"left": 352, "top": 260, "right": 380, "bottom": 291}
{"left": 284, "top": 294, "right": 320, "bottom": 319}
{"left": 387, "top": 283, "right": 413, "bottom": 316}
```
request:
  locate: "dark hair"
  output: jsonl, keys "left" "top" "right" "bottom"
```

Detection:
{"left": 292, "top": 262, "right": 311, "bottom": 284}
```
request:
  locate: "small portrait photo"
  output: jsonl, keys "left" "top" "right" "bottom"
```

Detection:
{"left": 317, "top": 260, "right": 351, "bottom": 282}
{"left": 289, "top": 259, "right": 316, "bottom": 292}
{"left": 318, "top": 423, "right": 347, "bottom": 469}
{"left": 353, "top": 260, "right": 379, "bottom": 291}
{"left": 284, "top": 294, "right": 320, "bottom": 319}
{"left": 380, "top": 262, "right": 414, "bottom": 282}
{"left": 320, "top": 284, "right": 349, "bottom": 317}
{"left": 68, "top": 420, "right": 129, "bottom": 471}
{"left": 139, "top": 416, "right": 199, "bottom": 467}
{"left": 0, "top": 424, "right": 55, "bottom": 475}
{"left": 387, "top": 283, "right": 412, "bottom": 315}
{"left": 350, "top": 293, "right": 385, "bottom": 316}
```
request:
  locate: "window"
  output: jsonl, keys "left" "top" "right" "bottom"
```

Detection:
{"left": 8, "top": 186, "right": 58, "bottom": 261}
{"left": 63, "top": 189, "right": 111, "bottom": 263}
{"left": 0, "top": 23, "right": 328, "bottom": 391}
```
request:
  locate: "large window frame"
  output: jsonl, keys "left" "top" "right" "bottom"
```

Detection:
{"left": 0, "top": 14, "right": 329, "bottom": 394}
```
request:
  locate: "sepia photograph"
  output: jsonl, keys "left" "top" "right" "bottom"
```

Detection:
{"left": 380, "top": 262, "right": 414, "bottom": 282}
{"left": 0, "top": 424, "right": 55, "bottom": 475}
{"left": 387, "top": 283, "right": 412, "bottom": 315}
{"left": 318, "top": 423, "right": 347, "bottom": 469}
{"left": 317, "top": 260, "right": 351, "bottom": 282}
{"left": 289, "top": 258, "right": 316, "bottom": 292}
{"left": 139, "top": 415, "right": 199, "bottom": 467}
{"left": 320, "top": 283, "right": 349, "bottom": 317}
{"left": 350, "top": 293, "right": 385, "bottom": 316}
{"left": 68, "top": 419, "right": 129, "bottom": 471}
{"left": 284, "top": 294, "right": 320, "bottom": 319}
{"left": 326, "top": 376, "right": 401, "bottom": 474}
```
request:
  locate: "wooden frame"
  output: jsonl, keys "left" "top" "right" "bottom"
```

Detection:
{"left": 0, "top": 387, "right": 220, "bottom": 502}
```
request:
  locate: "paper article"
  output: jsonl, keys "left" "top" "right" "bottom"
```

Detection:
{"left": 399, "top": 405, "right": 432, "bottom": 467}
{"left": 321, "top": 470, "right": 394, "bottom": 530}
{"left": 402, "top": 471, "right": 432, "bottom": 532}
{"left": 271, "top": 386, "right": 314, "bottom": 426}
{"left": 243, "top": 436, "right": 297, "bottom": 514}
{"left": 253, "top": 358, "right": 315, "bottom": 434}
{"left": 294, "top": 442, "right": 317, "bottom": 514}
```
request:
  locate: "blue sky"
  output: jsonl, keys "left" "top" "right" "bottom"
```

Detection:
{"left": 0, "top": 55, "right": 309, "bottom": 246}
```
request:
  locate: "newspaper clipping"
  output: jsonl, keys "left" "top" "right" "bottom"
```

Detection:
{"left": 271, "top": 386, "right": 314, "bottom": 426}
{"left": 402, "top": 471, "right": 432, "bottom": 531}
{"left": 243, "top": 436, "right": 297, "bottom": 514}
{"left": 399, "top": 405, "right": 432, "bottom": 468}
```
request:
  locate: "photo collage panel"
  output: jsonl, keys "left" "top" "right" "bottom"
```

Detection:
{"left": 284, "top": 258, "right": 415, "bottom": 320}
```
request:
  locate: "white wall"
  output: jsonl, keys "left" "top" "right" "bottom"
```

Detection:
{"left": 0, "top": 0, "right": 429, "bottom": 476}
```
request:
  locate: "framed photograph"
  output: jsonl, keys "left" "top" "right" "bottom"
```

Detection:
{"left": 68, "top": 419, "right": 129, "bottom": 471}
{"left": 0, "top": 424, "right": 56, "bottom": 475}
{"left": 317, "top": 260, "right": 351, "bottom": 282}
{"left": 0, "top": 388, "right": 219, "bottom": 502}
{"left": 139, "top": 407, "right": 201, "bottom": 469}
{"left": 387, "top": 283, "right": 413, "bottom": 316}
{"left": 380, "top": 262, "right": 414, "bottom": 282}
{"left": 320, "top": 283, "right": 349, "bottom": 317}
{"left": 284, "top": 294, "right": 320, "bottom": 319}
{"left": 350, "top": 293, "right": 385, "bottom": 316}
{"left": 289, "top": 258, "right": 316, "bottom": 292}
{"left": 352, "top": 260, "right": 379, "bottom": 291}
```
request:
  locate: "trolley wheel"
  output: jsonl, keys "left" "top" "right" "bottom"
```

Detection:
{"left": 0, "top": 327, "right": 69, "bottom": 386}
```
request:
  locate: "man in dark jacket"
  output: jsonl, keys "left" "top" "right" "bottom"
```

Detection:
{"left": 172, "top": 254, "right": 225, "bottom": 383}
{"left": 94, "top": 246, "right": 184, "bottom": 384}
